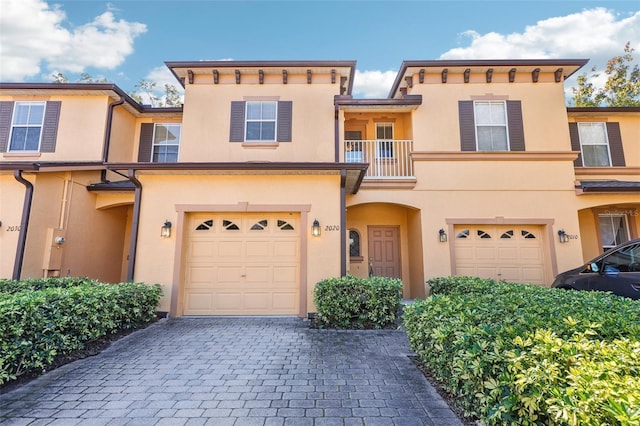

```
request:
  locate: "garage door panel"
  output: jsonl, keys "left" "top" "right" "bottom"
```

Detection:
{"left": 454, "top": 225, "right": 547, "bottom": 285}
{"left": 183, "top": 212, "right": 300, "bottom": 315}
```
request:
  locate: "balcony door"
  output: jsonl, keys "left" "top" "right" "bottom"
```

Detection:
{"left": 345, "top": 130, "right": 363, "bottom": 162}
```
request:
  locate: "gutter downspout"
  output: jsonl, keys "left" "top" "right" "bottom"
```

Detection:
{"left": 126, "top": 169, "right": 142, "bottom": 281}
{"left": 101, "top": 96, "right": 125, "bottom": 182}
{"left": 13, "top": 170, "right": 34, "bottom": 280}
{"left": 334, "top": 103, "right": 340, "bottom": 163}
{"left": 340, "top": 169, "right": 347, "bottom": 276}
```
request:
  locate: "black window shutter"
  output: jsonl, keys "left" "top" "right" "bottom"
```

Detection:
{"left": 229, "top": 101, "right": 245, "bottom": 142}
{"left": 606, "top": 122, "right": 625, "bottom": 166}
{"left": 458, "top": 101, "right": 476, "bottom": 151}
{"left": 138, "top": 123, "right": 154, "bottom": 162}
{"left": 0, "top": 101, "right": 14, "bottom": 153}
{"left": 40, "top": 101, "right": 61, "bottom": 153}
{"left": 568, "top": 123, "right": 582, "bottom": 167}
{"left": 277, "top": 101, "right": 292, "bottom": 142}
{"left": 506, "top": 100, "right": 525, "bottom": 151}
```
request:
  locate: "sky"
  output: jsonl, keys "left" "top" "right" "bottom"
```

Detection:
{"left": 0, "top": 0, "right": 639, "bottom": 101}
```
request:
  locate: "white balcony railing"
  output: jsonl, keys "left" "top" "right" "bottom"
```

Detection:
{"left": 344, "top": 139, "right": 413, "bottom": 178}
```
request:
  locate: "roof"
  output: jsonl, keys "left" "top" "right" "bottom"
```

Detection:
{"left": 166, "top": 60, "right": 357, "bottom": 95}
{"left": 579, "top": 180, "right": 640, "bottom": 193}
{"left": 389, "top": 58, "right": 590, "bottom": 98}
{"left": 0, "top": 83, "right": 182, "bottom": 117}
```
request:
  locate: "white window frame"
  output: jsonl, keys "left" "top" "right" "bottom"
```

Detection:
{"left": 8, "top": 101, "right": 46, "bottom": 152}
{"left": 245, "top": 101, "right": 277, "bottom": 142}
{"left": 375, "top": 122, "right": 394, "bottom": 158}
{"left": 599, "top": 213, "right": 630, "bottom": 251}
{"left": 151, "top": 123, "right": 181, "bottom": 163}
{"left": 578, "top": 122, "right": 611, "bottom": 167}
{"left": 474, "top": 101, "right": 509, "bottom": 151}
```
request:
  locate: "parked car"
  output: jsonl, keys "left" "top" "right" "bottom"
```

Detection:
{"left": 552, "top": 238, "right": 640, "bottom": 300}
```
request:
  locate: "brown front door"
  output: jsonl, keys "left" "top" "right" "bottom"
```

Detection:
{"left": 368, "top": 226, "right": 401, "bottom": 278}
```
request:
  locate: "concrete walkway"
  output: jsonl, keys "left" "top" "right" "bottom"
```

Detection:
{"left": 0, "top": 317, "right": 464, "bottom": 425}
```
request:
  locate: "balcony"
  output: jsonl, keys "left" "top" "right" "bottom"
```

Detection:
{"left": 344, "top": 140, "right": 414, "bottom": 179}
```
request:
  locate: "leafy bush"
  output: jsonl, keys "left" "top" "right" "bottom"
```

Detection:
{"left": 0, "top": 276, "right": 98, "bottom": 295}
{"left": 0, "top": 280, "right": 162, "bottom": 385}
{"left": 404, "top": 276, "right": 640, "bottom": 425}
{"left": 313, "top": 275, "right": 403, "bottom": 329}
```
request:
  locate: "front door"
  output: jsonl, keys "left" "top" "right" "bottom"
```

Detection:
{"left": 368, "top": 226, "right": 401, "bottom": 278}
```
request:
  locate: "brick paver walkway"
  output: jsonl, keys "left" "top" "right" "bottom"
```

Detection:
{"left": 0, "top": 317, "right": 464, "bottom": 425}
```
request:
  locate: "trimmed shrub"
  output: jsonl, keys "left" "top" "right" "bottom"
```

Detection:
{"left": 0, "top": 280, "right": 162, "bottom": 385}
{"left": 313, "top": 275, "right": 403, "bottom": 329}
{"left": 404, "top": 276, "right": 640, "bottom": 425}
{"left": 0, "top": 276, "right": 98, "bottom": 295}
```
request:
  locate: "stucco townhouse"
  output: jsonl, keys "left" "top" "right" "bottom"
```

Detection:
{"left": 1, "top": 59, "right": 638, "bottom": 317}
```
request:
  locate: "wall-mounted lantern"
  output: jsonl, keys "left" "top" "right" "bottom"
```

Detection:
{"left": 312, "top": 219, "right": 321, "bottom": 237}
{"left": 439, "top": 228, "right": 447, "bottom": 243}
{"left": 557, "top": 229, "right": 569, "bottom": 243}
{"left": 161, "top": 220, "right": 172, "bottom": 238}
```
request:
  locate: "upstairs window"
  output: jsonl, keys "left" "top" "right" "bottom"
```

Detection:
{"left": 152, "top": 124, "right": 181, "bottom": 162}
{"left": 474, "top": 101, "right": 508, "bottom": 151}
{"left": 376, "top": 123, "right": 394, "bottom": 158}
{"left": 138, "top": 123, "right": 181, "bottom": 162}
{"left": 569, "top": 122, "right": 625, "bottom": 167}
{"left": 229, "top": 100, "right": 292, "bottom": 143}
{"left": 246, "top": 101, "right": 276, "bottom": 141}
{"left": 9, "top": 102, "right": 45, "bottom": 151}
{"left": 458, "top": 100, "right": 524, "bottom": 152}
{"left": 0, "top": 101, "right": 61, "bottom": 153}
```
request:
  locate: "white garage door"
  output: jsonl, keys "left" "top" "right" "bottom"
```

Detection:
{"left": 454, "top": 225, "right": 546, "bottom": 285}
{"left": 183, "top": 213, "right": 300, "bottom": 315}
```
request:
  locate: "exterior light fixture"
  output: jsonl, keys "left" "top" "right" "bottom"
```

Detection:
{"left": 161, "top": 220, "right": 172, "bottom": 238}
{"left": 439, "top": 228, "right": 447, "bottom": 243}
{"left": 312, "top": 219, "right": 321, "bottom": 237}
{"left": 558, "top": 229, "right": 569, "bottom": 243}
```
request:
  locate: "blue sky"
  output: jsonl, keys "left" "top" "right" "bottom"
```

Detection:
{"left": 1, "top": 0, "right": 639, "bottom": 99}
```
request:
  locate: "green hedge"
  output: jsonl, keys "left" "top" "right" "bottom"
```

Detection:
{"left": 313, "top": 275, "right": 403, "bottom": 329}
{"left": 404, "top": 276, "right": 640, "bottom": 425}
{"left": 0, "top": 276, "right": 98, "bottom": 295}
{"left": 0, "top": 279, "right": 162, "bottom": 385}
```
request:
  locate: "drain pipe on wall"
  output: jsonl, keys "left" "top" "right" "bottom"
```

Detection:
{"left": 12, "top": 170, "right": 34, "bottom": 280}
{"left": 126, "top": 169, "right": 142, "bottom": 281}
{"left": 100, "top": 96, "right": 125, "bottom": 182}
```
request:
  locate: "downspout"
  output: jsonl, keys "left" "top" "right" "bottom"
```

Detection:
{"left": 100, "top": 96, "right": 125, "bottom": 182}
{"left": 12, "top": 170, "right": 34, "bottom": 280}
{"left": 126, "top": 169, "right": 142, "bottom": 281}
{"left": 340, "top": 169, "right": 347, "bottom": 276}
{"left": 334, "top": 103, "right": 340, "bottom": 163}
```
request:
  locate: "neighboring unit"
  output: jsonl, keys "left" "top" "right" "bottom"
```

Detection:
{"left": 1, "top": 58, "right": 638, "bottom": 316}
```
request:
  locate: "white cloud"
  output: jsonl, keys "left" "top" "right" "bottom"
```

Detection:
{"left": 0, "top": 0, "right": 146, "bottom": 81}
{"left": 354, "top": 7, "right": 639, "bottom": 99}
{"left": 352, "top": 70, "right": 397, "bottom": 98}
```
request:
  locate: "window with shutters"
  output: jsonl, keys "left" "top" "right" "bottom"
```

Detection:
{"left": 152, "top": 124, "right": 181, "bottom": 162}
{"left": 229, "top": 100, "right": 292, "bottom": 143}
{"left": 577, "top": 123, "right": 611, "bottom": 167}
{"left": 458, "top": 100, "right": 524, "bottom": 152}
{"left": 474, "top": 101, "right": 508, "bottom": 151}
{"left": 569, "top": 121, "right": 625, "bottom": 167}
{"left": 0, "top": 101, "right": 61, "bottom": 153}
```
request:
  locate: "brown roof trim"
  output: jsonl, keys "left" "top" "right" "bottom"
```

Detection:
{"left": 0, "top": 82, "right": 182, "bottom": 115}
{"left": 568, "top": 107, "right": 640, "bottom": 113}
{"left": 166, "top": 60, "right": 357, "bottom": 94}
{"left": 106, "top": 161, "right": 368, "bottom": 172}
{"left": 0, "top": 161, "right": 106, "bottom": 171}
{"left": 579, "top": 180, "right": 640, "bottom": 193}
{"left": 334, "top": 95, "right": 422, "bottom": 108}
{"left": 389, "top": 59, "right": 589, "bottom": 98}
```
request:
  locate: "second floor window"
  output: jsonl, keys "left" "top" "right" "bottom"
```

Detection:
{"left": 246, "top": 101, "right": 276, "bottom": 141}
{"left": 376, "top": 123, "right": 394, "bottom": 158}
{"left": 577, "top": 122, "right": 611, "bottom": 167}
{"left": 9, "top": 102, "right": 45, "bottom": 151}
{"left": 152, "top": 124, "right": 181, "bottom": 162}
{"left": 474, "top": 101, "right": 508, "bottom": 151}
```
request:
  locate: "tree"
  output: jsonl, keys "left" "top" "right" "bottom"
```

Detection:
{"left": 571, "top": 42, "right": 640, "bottom": 107}
{"left": 51, "top": 72, "right": 107, "bottom": 84}
{"left": 131, "top": 80, "right": 183, "bottom": 107}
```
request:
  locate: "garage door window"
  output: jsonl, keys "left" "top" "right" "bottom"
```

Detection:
{"left": 223, "top": 220, "right": 240, "bottom": 230}
{"left": 500, "top": 230, "right": 514, "bottom": 239}
{"left": 456, "top": 229, "right": 470, "bottom": 239}
{"left": 477, "top": 229, "right": 492, "bottom": 239}
{"left": 196, "top": 220, "right": 213, "bottom": 231}
{"left": 251, "top": 220, "right": 268, "bottom": 230}
{"left": 278, "top": 220, "right": 295, "bottom": 230}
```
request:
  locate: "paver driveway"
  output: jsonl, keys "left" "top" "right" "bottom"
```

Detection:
{"left": 0, "top": 317, "right": 464, "bottom": 425}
